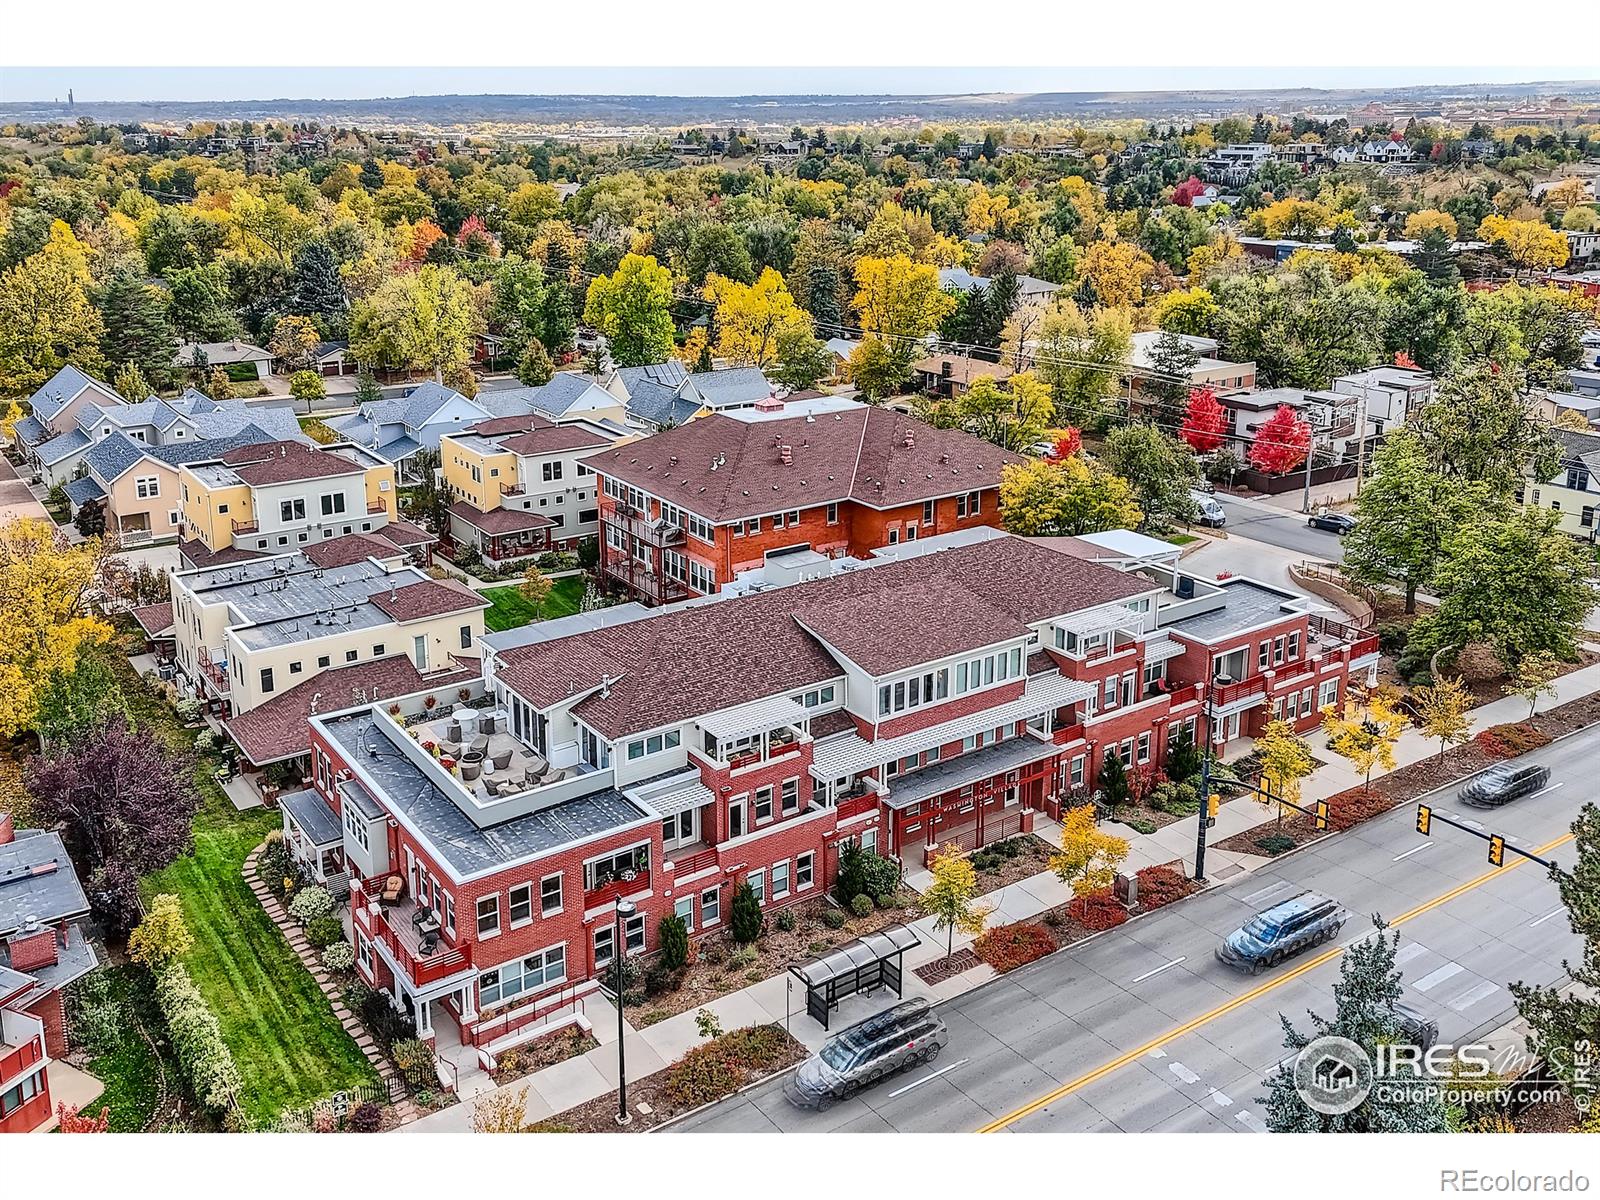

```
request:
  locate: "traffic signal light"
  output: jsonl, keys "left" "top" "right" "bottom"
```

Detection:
{"left": 1416, "top": 804, "right": 1431, "bottom": 836}
{"left": 1488, "top": 834, "right": 1506, "bottom": 868}
{"left": 1314, "top": 799, "right": 1330, "bottom": 831}
{"left": 1207, "top": 793, "right": 1221, "bottom": 827}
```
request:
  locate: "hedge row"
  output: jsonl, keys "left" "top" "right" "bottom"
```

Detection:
{"left": 154, "top": 961, "right": 244, "bottom": 1119}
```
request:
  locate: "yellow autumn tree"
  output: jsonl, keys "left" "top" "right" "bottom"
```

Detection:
{"left": 1503, "top": 651, "right": 1561, "bottom": 720}
{"left": 1076, "top": 239, "right": 1156, "bottom": 309}
{"left": 1187, "top": 234, "right": 1243, "bottom": 281}
{"left": 1542, "top": 178, "right": 1590, "bottom": 211}
{"left": 852, "top": 255, "right": 955, "bottom": 344}
{"left": 998, "top": 456, "right": 1141, "bottom": 536}
{"left": 1403, "top": 209, "right": 1460, "bottom": 241}
{"left": 1254, "top": 718, "right": 1315, "bottom": 824}
{"left": 1413, "top": 674, "right": 1472, "bottom": 760}
{"left": 1480, "top": 215, "right": 1570, "bottom": 275}
{"left": 0, "top": 220, "right": 106, "bottom": 395}
{"left": 1050, "top": 803, "right": 1129, "bottom": 898}
{"left": 0, "top": 519, "right": 115, "bottom": 740}
{"left": 704, "top": 268, "right": 812, "bottom": 369}
{"left": 1321, "top": 686, "right": 1409, "bottom": 796}
{"left": 128, "top": 893, "right": 193, "bottom": 968}
{"left": 919, "top": 846, "right": 993, "bottom": 960}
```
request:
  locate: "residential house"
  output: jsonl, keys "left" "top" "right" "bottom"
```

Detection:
{"left": 601, "top": 362, "right": 776, "bottom": 431}
{"left": 10, "top": 366, "right": 127, "bottom": 486}
{"left": 1565, "top": 229, "right": 1600, "bottom": 263}
{"left": 585, "top": 397, "right": 1020, "bottom": 605}
{"left": 1127, "top": 331, "right": 1257, "bottom": 399}
{"left": 294, "top": 531, "right": 1374, "bottom": 1058}
{"left": 170, "top": 545, "right": 488, "bottom": 753}
{"left": 911, "top": 353, "right": 1014, "bottom": 399}
{"left": 309, "top": 341, "right": 357, "bottom": 378}
{"left": 1521, "top": 427, "right": 1600, "bottom": 541}
{"left": 937, "top": 267, "right": 1062, "bottom": 310}
{"left": 176, "top": 438, "right": 432, "bottom": 568}
{"left": 439, "top": 414, "right": 617, "bottom": 566}
{"left": 1201, "top": 143, "right": 1276, "bottom": 184}
{"left": 1331, "top": 365, "right": 1435, "bottom": 439}
{"left": 173, "top": 340, "right": 275, "bottom": 381}
{"left": 0, "top": 814, "right": 97, "bottom": 1134}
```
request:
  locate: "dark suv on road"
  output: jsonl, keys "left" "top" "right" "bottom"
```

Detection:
{"left": 1216, "top": 891, "right": 1348, "bottom": 974}
{"left": 1458, "top": 762, "right": 1552, "bottom": 808}
{"left": 785, "top": 998, "right": 948, "bottom": 1110}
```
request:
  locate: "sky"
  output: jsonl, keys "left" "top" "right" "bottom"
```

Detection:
{"left": 4, "top": 66, "right": 1596, "bottom": 104}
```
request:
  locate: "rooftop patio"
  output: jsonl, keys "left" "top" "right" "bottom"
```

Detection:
{"left": 408, "top": 705, "right": 584, "bottom": 800}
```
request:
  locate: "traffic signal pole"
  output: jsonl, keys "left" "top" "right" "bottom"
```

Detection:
{"left": 1414, "top": 804, "right": 1564, "bottom": 872}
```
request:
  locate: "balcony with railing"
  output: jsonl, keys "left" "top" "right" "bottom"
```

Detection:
{"left": 609, "top": 504, "right": 686, "bottom": 546}
{"left": 231, "top": 517, "right": 259, "bottom": 534}
{"left": 1310, "top": 613, "right": 1379, "bottom": 661}
{"left": 351, "top": 875, "right": 474, "bottom": 988}
{"left": 367, "top": 500, "right": 387, "bottom": 514}
{"left": 667, "top": 845, "right": 719, "bottom": 878}
{"left": 583, "top": 868, "right": 651, "bottom": 909}
{"left": 1210, "top": 674, "right": 1268, "bottom": 708}
{"left": 198, "top": 652, "right": 230, "bottom": 695}
{"left": 0, "top": 1010, "right": 45, "bottom": 1087}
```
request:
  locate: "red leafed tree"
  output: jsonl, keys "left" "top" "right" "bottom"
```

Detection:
{"left": 1171, "top": 176, "right": 1207, "bottom": 207}
{"left": 1394, "top": 350, "right": 1417, "bottom": 369}
{"left": 1049, "top": 427, "right": 1083, "bottom": 459}
{"left": 57, "top": 1103, "right": 111, "bottom": 1132}
{"left": 1248, "top": 405, "right": 1312, "bottom": 475}
{"left": 456, "top": 214, "right": 492, "bottom": 247}
{"left": 1178, "top": 387, "right": 1227, "bottom": 452}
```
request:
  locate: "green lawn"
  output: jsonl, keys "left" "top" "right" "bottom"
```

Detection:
{"left": 108, "top": 637, "right": 378, "bottom": 1126}
{"left": 79, "top": 966, "right": 176, "bottom": 1131}
{"left": 482, "top": 575, "right": 585, "bottom": 632}
{"left": 1164, "top": 532, "right": 1199, "bottom": 546}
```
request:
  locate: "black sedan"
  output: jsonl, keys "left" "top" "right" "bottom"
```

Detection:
{"left": 1216, "top": 891, "right": 1348, "bottom": 975}
{"left": 1458, "top": 762, "right": 1552, "bottom": 808}
{"left": 1307, "top": 512, "right": 1358, "bottom": 534}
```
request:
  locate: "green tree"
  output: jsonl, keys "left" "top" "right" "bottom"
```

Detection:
{"left": 920, "top": 848, "right": 992, "bottom": 960}
{"left": 769, "top": 326, "right": 833, "bottom": 392}
{"left": 729, "top": 881, "right": 762, "bottom": 945}
{"left": 354, "top": 369, "right": 383, "bottom": 406}
{"left": 1165, "top": 726, "right": 1201, "bottom": 783}
{"left": 0, "top": 221, "right": 105, "bottom": 394}
{"left": 516, "top": 339, "right": 554, "bottom": 387}
{"left": 289, "top": 370, "right": 326, "bottom": 404}
{"left": 1102, "top": 423, "right": 1200, "bottom": 531}
{"left": 1142, "top": 329, "right": 1202, "bottom": 428}
{"left": 846, "top": 337, "right": 908, "bottom": 401}
{"left": 349, "top": 264, "right": 482, "bottom": 383}
{"left": 1503, "top": 650, "right": 1562, "bottom": 719}
{"left": 165, "top": 264, "right": 240, "bottom": 342}
{"left": 1511, "top": 803, "right": 1600, "bottom": 1104}
{"left": 1032, "top": 302, "right": 1132, "bottom": 428}
{"left": 1261, "top": 920, "right": 1449, "bottom": 1132}
{"left": 583, "top": 254, "right": 676, "bottom": 368}
{"left": 33, "top": 646, "right": 125, "bottom": 747}
{"left": 1095, "top": 753, "right": 1130, "bottom": 818}
{"left": 1409, "top": 363, "right": 1558, "bottom": 494}
{"left": 998, "top": 456, "right": 1142, "bottom": 535}
{"left": 658, "top": 913, "right": 689, "bottom": 970}
{"left": 291, "top": 239, "right": 348, "bottom": 331}
{"left": 112, "top": 361, "right": 152, "bottom": 403}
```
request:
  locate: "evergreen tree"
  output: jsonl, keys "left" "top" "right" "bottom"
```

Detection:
{"left": 1261, "top": 921, "right": 1449, "bottom": 1132}
{"left": 658, "top": 914, "right": 689, "bottom": 970}
{"left": 99, "top": 272, "right": 175, "bottom": 391}
{"left": 730, "top": 881, "right": 762, "bottom": 944}
{"left": 805, "top": 261, "right": 842, "bottom": 331}
{"left": 1165, "top": 727, "right": 1201, "bottom": 783}
{"left": 517, "top": 339, "right": 554, "bottom": 386}
{"left": 1096, "top": 752, "right": 1129, "bottom": 817}
{"left": 538, "top": 282, "right": 576, "bottom": 355}
{"left": 354, "top": 369, "right": 383, "bottom": 406}
{"left": 1143, "top": 329, "right": 1202, "bottom": 428}
{"left": 292, "top": 239, "right": 348, "bottom": 330}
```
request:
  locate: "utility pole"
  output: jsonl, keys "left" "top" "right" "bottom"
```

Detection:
{"left": 1301, "top": 441, "right": 1316, "bottom": 514}
{"left": 1192, "top": 677, "right": 1224, "bottom": 883}
{"left": 1353, "top": 387, "right": 1370, "bottom": 496}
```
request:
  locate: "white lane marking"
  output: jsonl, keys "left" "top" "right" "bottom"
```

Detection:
{"left": 1393, "top": 842, "right": 1434, "bottom": 861}
{"left": 1447, "top": 980, "right": 1501, "bottom": 1013}
{"left": 1530, "top": 906, "right": 1568, "bottom": 928}
{"left": 1236, "top": 1109, "right": 1268, "bottom": 1132}
{"left": 1244, "top": 880, "right": 1295, "bottom": 905}
{"left": 1168, "top": 1062, "right": 1201, "bottom": 1085}
{"left": 1525, "top": 782, "right": 1565, "bottom": 803}
{"left": 886, "top": 1058, "right": 969, "bottom": 1099}
{"left": 1394, "top": 943, "right": 1429, "bottom": 967}
{"left": 1146, "top": 1047, "right": 1168, "bottom": 1059}
{"left": 1413, "top": 962, "right": 1465, "bottom": 993}
{"left": 1209, "top": 1087, "right": 1234, "bottom": 1108}
{"left": 1450, "top": 812, "right": 1488, "bottom": 831}
{"left": 1132, "top": 956, "right": 1188, "bottom": 984}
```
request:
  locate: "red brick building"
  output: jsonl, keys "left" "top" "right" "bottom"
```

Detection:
{"left": 584, "top": 397, "right": 1022, "bottom": 604}
{"left": 289, "top": 531, "right": 1375, "bottom": 1070}
{"left": 1, "top": 814, "right": 98, "bottom": 1134}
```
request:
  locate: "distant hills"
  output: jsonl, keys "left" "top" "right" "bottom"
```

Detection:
{"left": 5, "top": 81, "right": 1600, "bottom": 131}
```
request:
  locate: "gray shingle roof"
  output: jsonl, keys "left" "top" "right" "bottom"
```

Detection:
{"left": 12, "top": 414, "right": 46, "bottom": 446}
{"left": 63, "top": 475, "right": 107, "bottom": 505}
{"left": 690, "top": 366, "right": 772, "bottom": 408}
{"left": 27, "top": 365, "right": 120, "bottom": 423}
{"left": 0, "top": 830, "right": 90, "bottom": 936}
{"left": 34, "top": 428, "right": 91, "bottom": 465}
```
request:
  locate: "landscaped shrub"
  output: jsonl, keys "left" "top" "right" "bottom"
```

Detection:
{"left": 862, "top": 853, "right": 901, "bottom": 903}
{"left": 287, "top": 884, "right": 334, "bottom": 924}
{"left": 1071, "top": 888, "right": 1129, "bottom": 932}
{"left": 729, "top": 945, "right": 759, "bottom": 969}
{"left": 774, "top": 908, "right": 796, "bottom": 932}
{"left": 66, "top": 972, "right": 124, "bottom": 1055}
{"left": 321, "top": 942, "right": 355, "bottom": 972}
{"left": 1126, "top": 818, "right": 1158, "bottom": 835}
{"left": 174, "top": 698, "right": 203, "bottom": 725}
{"left": 663, "top": 1024, "right": 793, "bottom": 1107}
{"left": 153, "top": 961, "right": 243, "bottom": 1116}
{"left": 347, "top": 1101, "right": 384, "bottom": 1132}
{"left": 1326, "top": 787, "right": 1396, "bottom": 831}
{"left": 973, "top": 923, "right": 1056, "bottom": 973}
{"left": 834, "top": 843, "right": 901, "bottom": 906}
{"left": 730, "top": 881, "right": 763, "bottom": 944}
{"left": 658, "top": 914, "right": 689, "bottom": 970}
{"left": 392, "top": 1037, "right": 437, "bottom": 1090}
{"left": 849, "top": 893, "right": 873, "bottom": 918}
{"left": 1475, "top": 722, "right": 1552, "bottom": 758}
{"left": 353, "top": 984, "right": 415, "bottom": 1050}
{"left": 698, "top": 939, "right": 728, "bottom": 967}
{"left": 1151, "top": 780, "right": 1199, "bottom": 816}
{"left": 305, "top": 914, "right": 343, "bottom": 949}
{"left": 1135, "top": 865, "right": 1196, "bottom": 910}
{"left": 644, "top": 960, "right": 686, "bottom": 998}
{"left": 1377, "top": 621, "right": 1410, "bottom": 656}
{"left": 1254, "top": 833, "right": 1298, "bottom": 856}
{"left": 819, "top": 908, "right": 847, "bottom": 930}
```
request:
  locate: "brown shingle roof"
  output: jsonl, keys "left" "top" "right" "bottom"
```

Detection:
{"left": 225, "top": 440, "right": 364, "bottom": 486}
{"left": 304, "top": 533, "right": 405, "bottom": 569}
{"left": 448, "top": 500, "right": 554, "bottom": 535}
{"left": 911, "top": 354, "right": 1014, "bottom": 388}
{"left": 579, "top": 407, "right": 1021, "bottom": 523}
{"left": 495, "top": 535, "right": 1150, "bottom": 738}
{"left": 131, "top": 601, "right": 174, "bottom": 638}
{"left": 179, "top": 538, "right": 264, "bottom": 569}
{"left": 370, "top": 577, "right": 487, "bottom": 623}
{"left": 496, "top": 424, "right": 612, "bottom": 457}
{"left": 377, "top": 516, "right": 435, "bottom": 549}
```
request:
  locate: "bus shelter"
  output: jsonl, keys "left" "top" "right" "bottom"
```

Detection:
{"left": 788, "top": 923, "right": 922, "bottom": 1030}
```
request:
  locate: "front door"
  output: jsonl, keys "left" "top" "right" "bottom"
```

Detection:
{"left": 728, "top": 797, "right": 746, "bottom": 840}
{"left": 1224, "top": 712, "right": 1241, "bottom": 744}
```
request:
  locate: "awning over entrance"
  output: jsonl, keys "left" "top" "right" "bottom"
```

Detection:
{"left": 789, "top": 923, "right": 922, "bottom": 1030}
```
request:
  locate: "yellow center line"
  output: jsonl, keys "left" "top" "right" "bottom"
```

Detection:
{"left": 976, "top": 831, "right": 1575, "bottom": 1133}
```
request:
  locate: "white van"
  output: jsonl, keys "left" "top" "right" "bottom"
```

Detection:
{"left": 1189, "top": 489, "right": 1226, "bottom": 528}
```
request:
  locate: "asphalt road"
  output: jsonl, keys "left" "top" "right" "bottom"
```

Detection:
{"left": 1214, "top": 493, "right": 1348, "bottom": 563}
{"left": 673, "top": 730, "right": 1592, "bottom": 1133}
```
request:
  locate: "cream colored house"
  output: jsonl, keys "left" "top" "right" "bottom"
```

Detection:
{"left": 1523, "top": 427, "right": 1600, "bottom": 541}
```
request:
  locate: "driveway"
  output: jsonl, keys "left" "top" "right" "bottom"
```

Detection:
{"left": 0, "top": 455, "right": 49, "bottom": 526}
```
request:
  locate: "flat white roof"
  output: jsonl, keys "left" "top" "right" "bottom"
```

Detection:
{"left": 1076, "top": 528, "right": 1179, "bottom": 559}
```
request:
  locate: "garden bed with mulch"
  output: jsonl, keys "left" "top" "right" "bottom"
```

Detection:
{"left": 1104, "top": 802, "right": 1191, "bottom": 836}
{"left": 965, "top": 833, "right": 1056, "bottom": 890}
{"left": 485, "top": 1023, "right": 600, "bottom": 1087}
{"left": 1214, "top": 693, "right": 1600, "bottom": 857}
{"left": 625, "top": 891, "right": 924, "bottom": 1025}
{"left": 527, "top": 1023, "right": 808, "bottom": 1133}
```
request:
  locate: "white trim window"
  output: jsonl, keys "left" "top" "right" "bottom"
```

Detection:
{"left": 508, "top": 883, "right": 533, "bottom": 927}
{"left": 701, "top": 886, "right": 721, "bottom": 926}
{"left": 796, "top": 852, "right": 814, "bottom": 891}
{"left": 476, "top": 894, "right": 501, "bottom": 938}
{"left": 674, "top": 895, "right": 694, "bottom": 931}
{"left": 748, "top": 869, "right": 765, "bottom": 905}
{"left": 479, "top": 944, "right": 566, "bottom": 1007}
{"left": 540, "top": 873, "right": 563, "bottom": 916}
{"left": 1318, "top": 679, "right": 1339, "bottom": 711}
{"left": 772, "top": 860, "right": 790, "bottom": 899}
{"left": 135, "top": 475, "right": 160, "bottom": 499}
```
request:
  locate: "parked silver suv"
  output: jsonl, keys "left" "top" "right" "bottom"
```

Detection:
{"left": 785, "top": 998, "right": 948, "bottom": 1109}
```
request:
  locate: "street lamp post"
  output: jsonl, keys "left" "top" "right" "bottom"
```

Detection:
{"left": 613, "top": 897, "right": 636, "bottom": 1126}
{"left": 1192, "top": 674, "right": 1229, "bottom": 884}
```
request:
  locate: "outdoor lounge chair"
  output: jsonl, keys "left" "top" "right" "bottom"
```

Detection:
{"left": 446, "top": 719, "right": 463, "bottom": 742}
{"left": 491, "top": 747, "right": 513, "bottom": 771}
{"left": 469, "top": 733, "right": 489, "bottom": 757}
{"left": 480, "top": 712, "right": 498, "bottom": 734}
{"left": 379, "top": 874, "right": 404, "bottom": 905}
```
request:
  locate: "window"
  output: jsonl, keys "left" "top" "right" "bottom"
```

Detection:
{"left": 744, "top": 517, "right": 760, "bottom": 536}
{"left": 540, "top": 873, "right": 562, "bottom": 915}
{"left": 701, "top": 886, "right": 721, "bottom": 926}
{"left": 542, "top": 461, "right": 564, "bottom": 482}
{"left": 413, "top": 635, "right": 428, "bottom": 669}
{"left": 956, "top": 491, "right": 980, "bottom": 518}
{"left": 1120, "top": 738, "right": 1135, "bottom": 765}
{"left": 594, "top": 924, "right": 615, "bottom": 967}
{"left": 1273, "top": 636, "right": 1286, "bottom": 665}
{"left": 259, "top": 667, "right": 274, "bottom": 694}
{"left": 372, "top": 643, "right": 385, "bottom": 657}
{"left": 772, "top": 860, "right": 790, "bottom": 898}
{"left": 476, "top": 895, "right": 500, "bottom": 937}
{"left": 317, "top": 655, "right": 330, "bottom": 668}
{"left": 1070, "top": 754, "right": 1086, "bottom": 788}
{"left": 754, "top": 786, "right": 774, "bottom": 822}
{"left": 674, "top": 895, "right": 694, "bottom": 931}
{"left": 626, "top": 730, "right": 681, "bottom": 760}
{"left": 135, "top": 475, "right": 160, "bottom": 499}
{"left": 320, "top": 492, "right": 346, "bottom": 516}
{"left": 862, "top": 828, "right": 877, "bottom": 855}
{"left": 345, "top": 649, "right": 358, "bottom": 663}
{"left": 479, "top": 945, "right": 566, "bottom": 1006}
{"left": 1319, "top": 679, "right": 1339, "bottom": 711}
{"left": 1288, "top": 631, "right": 1301, "bottom": 660}
{"left": 922, "top": 499, "right": 935, "bottom": 525}
{"left": 289, "top": 660, "right": 303, "bottom": 675}
{"left": 748, "top": 869, "right": 765, "bottom": 904}
{"left": 781, "top": 777, "right": 799, "bottom": 814}
{"left": 280, "top": 498, "right": 305, "bottom": 522}
{"left": 584, "top": 846, "right": 649, "bottom": 890}
{"left": 624, "top": 913, "right": 646, "bottom": 953}
{"left": 1103, "top": 676, "right": 1117, "bottom": 710}
{"left": 826, "top": 502, "right": 839, "bottom": 525}
{"left": 1258, "top": 641, "right": 1270, "bottom": 670}
{"left": 356, "top": 932, "right": 372, "bottom": 971}
{"left": 796, "top": 852, "right": 814, "bottom": 890}
{"left": 459, "top": 625, "right": 472, "bottom": 650}
{"left": 1137, "top": 732, "right": 1151, "bottom": 763}
{"left": 508, "top": 883, "right": 533, "bottom": 926}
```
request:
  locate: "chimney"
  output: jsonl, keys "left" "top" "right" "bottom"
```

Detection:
{"left": 779, "top": 444, "right": 793, "bottom": 465}
{"left": 0, "top": 811, "right": 13, "bottom": 844}
{"left": 902, "top": 429, "right": 915, "bottom": 449}
{"left": 940, "top": 360, "right": 953, "bottom": 379}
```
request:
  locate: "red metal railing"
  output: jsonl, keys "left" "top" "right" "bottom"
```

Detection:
{"left": 834, "top": 792, "right": 880, "bottom": 822}
{"left": 584, "top": 869, "right": 651, "bottom": 908}
{"left": 1211, "top": 675, "right": 1267, "bottom": 707}
{"left": 0, "top": 1034, "right": 43, "bottom": 1086}
{"left": 669, "top": 847, "right": 719, "bottom": 877}
{"left": 352, "top": 877, "right": 473, "bottom": 987}
{"left": 199, "top": 654, "right": 230, "bottom": 694}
